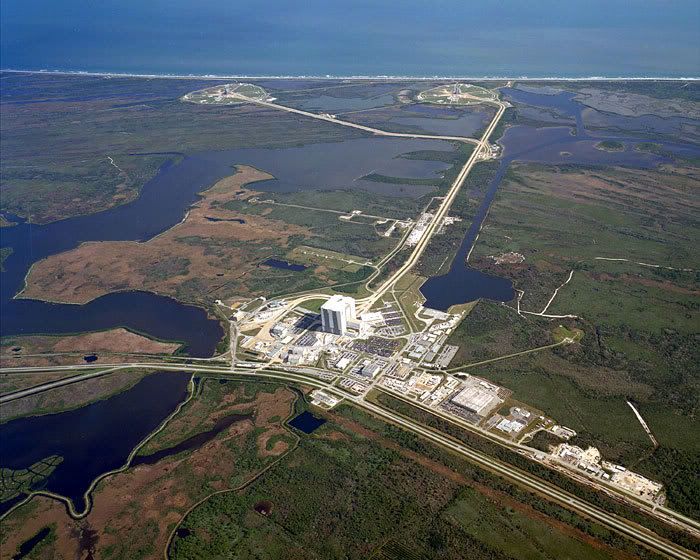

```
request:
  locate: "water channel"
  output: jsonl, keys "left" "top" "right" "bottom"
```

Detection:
{"left": 419, "top": 87, "right": 699, "bottom": 310}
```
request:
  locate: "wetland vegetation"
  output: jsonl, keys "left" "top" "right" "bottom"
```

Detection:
{"left": 2, "top": 75, "right": 699, "bottom": 558}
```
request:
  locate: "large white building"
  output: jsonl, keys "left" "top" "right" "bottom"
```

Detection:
{"left": 321, "top": 295, "right": 356, "bottom": 335}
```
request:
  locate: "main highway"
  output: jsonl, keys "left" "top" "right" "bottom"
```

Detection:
{"left": 2, "top": 361, "right": 699, "bottom": 558}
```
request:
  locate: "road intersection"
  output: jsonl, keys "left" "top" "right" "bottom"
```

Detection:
{"left": 2, "top": 359, "right": 699, "bottom": 559}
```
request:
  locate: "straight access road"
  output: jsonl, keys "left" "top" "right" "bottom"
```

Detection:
{"left": 358, "top": 99, "right": 506, "bottom": 312}
{"left": 231, "top": 93, "right": 480, "bottom": 144}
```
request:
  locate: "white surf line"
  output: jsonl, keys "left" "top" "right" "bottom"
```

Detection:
{"left": 594, "top": 257, "right": 694, "bottom": 273}
{"left": 627, "top": 400, "right": 659, "bottom": 447}
{"left": 5, "top": 69, "right": 698, "bottom": 81}
{"left": 540, "top": 269, "right": 575, "bottom": 315}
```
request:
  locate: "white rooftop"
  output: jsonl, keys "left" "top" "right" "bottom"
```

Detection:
{"left": 452, "top": 386, "right": 502, "bottom": 415}
{"left": 322, "top": 295, "right": 355, "bottom": 312}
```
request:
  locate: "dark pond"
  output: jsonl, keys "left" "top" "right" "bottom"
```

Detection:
{"left": 263, "top": 258, "right": 308, "bottom": 272}
{"left": 175, "top": 528, "right": 192, "bottom": 539}
{"left": 288, "top": 411, "right": 326, "bottom": 434}
{"left": 420, "top": 87, "right": 700, "bottom": 310}
{"left": 0, "top": 371, "right": 189, "bottom": 514}
{"left": 254, "top": 500, "right": 273, "bottom": 515}
{"left": 12, "top": 527, "right": 51, "bottom": 560}
{"left": 132, "top": 412, "right": 252, "bottom": 467}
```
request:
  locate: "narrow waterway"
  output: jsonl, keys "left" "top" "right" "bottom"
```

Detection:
{"left": 420, "top": 87, "right": 698, "bottom": 310}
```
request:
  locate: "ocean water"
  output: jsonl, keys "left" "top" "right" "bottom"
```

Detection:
{"left": 2, "top": 0, "right": 698, "bottom": 78}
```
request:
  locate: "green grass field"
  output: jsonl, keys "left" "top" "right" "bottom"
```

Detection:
{"left": 459, "top": 161, "right": 699, "bottom": 516}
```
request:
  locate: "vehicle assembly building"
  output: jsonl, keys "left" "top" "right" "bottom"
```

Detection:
{"left": 321, "top": 295, "right": 356, "bottom": 335}
{"left": 451, "top": 385, "right": 502, "bottom": 416}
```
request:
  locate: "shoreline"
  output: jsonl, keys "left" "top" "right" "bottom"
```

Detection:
{"left": 2, "top": 68, "right": 698, "bottom": 81}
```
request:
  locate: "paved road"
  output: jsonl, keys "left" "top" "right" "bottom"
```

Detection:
{"left": 0, "top": 366, "right": 128, "bottom": 404}
{"left": 229, "top": 320, "right": 238, "bottom": 370}
{"left": 358, "top": 397, "right": 699, "bottom": 560}
{"left": 231, "top": 93, "right": 480, "bottom": 144}
{"left": 358, "top": 100, "right": 506, "bottom": 312}
{"left": 3, "top": 361, "right": 699, "bottom": 558}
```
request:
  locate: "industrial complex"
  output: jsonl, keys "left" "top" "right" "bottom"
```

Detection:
{"left": 226, "top": 291, "right": 666, "bottom": 507}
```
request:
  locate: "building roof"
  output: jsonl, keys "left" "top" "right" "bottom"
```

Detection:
{"left": 451, "top": 386, "right": 501, "bottom": 415}
{"left": 322, "top": 295, "right": 353, "bottom": 313}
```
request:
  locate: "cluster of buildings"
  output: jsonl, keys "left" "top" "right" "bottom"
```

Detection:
{"left": 552, "top": 444, "right": 665, "bottom": 504}
{"left": 309, "top": 389, "right": 342, "bottom": 409}
{"left": 441, "top": 375, "right": 511, "bottom": 422}
{"left": 405, "top": 213, "right": 463, "bottom": 248}
{"left": 401, "top": 307, "right": 462, "bottom": 366}
{"left": 485, "top": 406, "right": 534, "bottom": 436}
{"left": 232, "top": 291, "right": 668, "bottom": 508}
{"left": 381, "top": 370, "right": 459, "bottom": 406}
{"left": 406, "top": 212, "right": 433, "bottom": 246}
{"left": 475, "top": 142, "right": 502, "bottom": 161}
